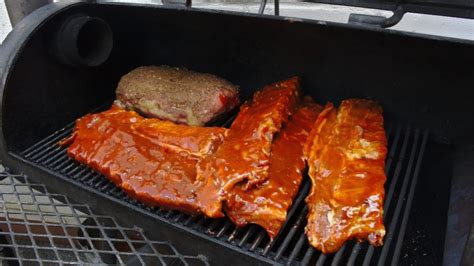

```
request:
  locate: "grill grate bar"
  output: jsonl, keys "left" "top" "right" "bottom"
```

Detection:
{"left": 28, "top": 145, "right": 62, "bottom": 163}
{"left": 273, "top": 206, "right": 307, "bottom": 260}
{"left": 286, "top": 232, "right": 307, "bottom": 265}
{"left": 48, "top": 152, "right": 71, "bottom": 170}
{"left": 62, "top": 161, "right": 82, "bottom": 175}
{"left": 21, "top": 122, "right": 75, "bottom": 157}
{"left": 331, "top": 243, "right": 347, "bottom": 265}
{"left": 75, "top": 169, "right": 95, "bottom": 183}
{"left": 238, "top": 225, "right": 257, "bottom": 247}
{"left": 347, "top": 244, "right": 361, "bottom": 266}
{"left": 59, "top": 161, "right": 80, "bottom": 175}
{"left": 227, "top": 226, "right": 242, "bottom": 242}
{"left": 383, "top": 126, "right": 411, "bottom": 213}
{"left": 316, "top": 253, "right": 327, "bottom": 266}
{"left": 249, "top": 230, "right": 267, "bottom": 251}
{"left": 207, "top": 219, "right": 222, "bottom": 235}
{"left": 42, "top": 149, "right": 68, "bottom": 167}
{"left": 216, "top": 221, "right": 231, "bottom": 238}
{"left": 262, "top": 179, "right": 310, "bottom": 256}
{"left": 23, "top": 130, "right": 73, "bottom": 162}
{"left": 284, "top": 179, "right": 310, "bottom": 225}
{"left": 300, "top": 246, "right": 315, "bottom": 265}
{"left": 366, "top": 129, "right": 421, "bottom": 266}
{"left": 346, "top": 123, "right": 402, "bottom": 264}
{"left": 391, "top": 129, "right": 429, "bottom": 266}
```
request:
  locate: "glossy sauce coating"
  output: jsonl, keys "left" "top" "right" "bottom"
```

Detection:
{"left": 226, "top": 99, "right": 323, "bottom": 238}
{"left": 133, "top": 119, "right": 227, "bottom": 156}
{"left": 195, "top": 77, "right": 300, "bottom": 218}
{"left": 304, "top": 99, "right": 387, "bottom": 253}
{"left": 66, "top": 106, "right": 226, "bottom": 214}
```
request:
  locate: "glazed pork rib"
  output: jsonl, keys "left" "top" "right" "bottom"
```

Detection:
{"left": 304, "top": 99, "right": 387, "bottom": 253}
{"left": 195, "top": 77, "right": 300, "bottom": 218}
{"left": 226, "top": 98, "right": 323, "bottom": 238}
{"left": 66, "top": 106, "right": 226, "bottom": 214}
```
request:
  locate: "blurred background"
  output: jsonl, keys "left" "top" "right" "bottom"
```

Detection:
{"left": 0, "top": 0, "right": 473, "bottom": 44}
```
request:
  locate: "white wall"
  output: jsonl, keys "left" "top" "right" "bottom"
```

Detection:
{"left": 0, "top": 0, "right": 12, "bottom": 44}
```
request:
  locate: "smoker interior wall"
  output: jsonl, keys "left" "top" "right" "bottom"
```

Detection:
{"left": 2, "top": 3, "right": 474, "bottom": 152}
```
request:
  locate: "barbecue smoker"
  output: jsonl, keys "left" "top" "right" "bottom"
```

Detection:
{"left": 0, "top": 1, "right": 473, "bottom": 265}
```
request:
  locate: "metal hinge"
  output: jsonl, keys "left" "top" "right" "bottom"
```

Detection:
{"left": 348, "top": 5, "right": 405, "bottom": 28}
{"left": 162, "top": 0, "right": 192, "bottom": 8}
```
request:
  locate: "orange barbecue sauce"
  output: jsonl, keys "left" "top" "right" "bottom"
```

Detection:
{"left": 304, "top": 99, "right": 387, "bottom": 253}
{"left": 226, "top": 98, "right": 323, "bottom": 239}
{"left": 66, "top": 105, "right": 226, "bottom": 214}
{"left": 194, "top": 77, "right": 300, "bottom": 218}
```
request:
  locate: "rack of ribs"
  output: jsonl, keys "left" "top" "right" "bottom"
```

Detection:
{"left": 195, "top": 77, "right": 300, "bottom": 218}
{"left": 304, "top": 99, "right": 387, "bottom": 253}
{"left": 66, "top": 106, "right": 226, "bottom": 214}
{"left": 226, "top": 98, "right": 323, "bottom": 238}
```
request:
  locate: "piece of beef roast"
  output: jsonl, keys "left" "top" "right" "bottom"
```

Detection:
{"left": 115, "top": 66, "right": 240, "bottom": 126}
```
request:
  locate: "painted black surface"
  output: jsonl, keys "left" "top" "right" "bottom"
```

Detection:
{"left": 399, "top": 140, "right": 452, "bottom": 265}
{"left": 52, "top": 14, "right": 113, "bottom": 67}
{"left": 0, "top": 2, "right": 472, "bottom": 265}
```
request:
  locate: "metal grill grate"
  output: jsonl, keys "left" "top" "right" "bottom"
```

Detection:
{"left": 18, "top": 113, "right": 429, "bottom": 265}
{"left": 0, "top": 168, "right": 209, "bottom": 265}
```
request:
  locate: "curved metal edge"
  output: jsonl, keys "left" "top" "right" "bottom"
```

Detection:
{"left": 0, "top": 2, "right": 88, "bottom": 163}
{"left": 461, "top": 224, "right": 474, "bottom": 266}
{"left": 4, "top": 0, "right": 52, "bottom": 26}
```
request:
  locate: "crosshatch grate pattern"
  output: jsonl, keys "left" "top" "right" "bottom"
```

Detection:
{"left": 18, "top": 111, "right": 430, "bottom": 265}
{"left": 0, "top": 170, "right": 209, "bottom": 265}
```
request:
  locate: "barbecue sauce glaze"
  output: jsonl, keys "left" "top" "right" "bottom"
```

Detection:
{"left": 226, "top": 98, "right": 323, "bottom": 238}
{"left": 304, "top": 99, "right": 387, "bottom": 253}
{"left": 66, "top": 106, "right": 226, "bottom": 213}
{"left": 194, "top": 77, "right": 300, "bottom": 217}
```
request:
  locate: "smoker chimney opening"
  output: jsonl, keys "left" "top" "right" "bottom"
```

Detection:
{"left": 54, "top": 15, "right": 113, "bottom": 67}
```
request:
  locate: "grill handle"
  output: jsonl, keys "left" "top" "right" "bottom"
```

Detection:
{"left": 349, "top": 5, "right": 405, "bottom": 28}
{"left": 162, "top": 0, "right": 192, "bottom": 7}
